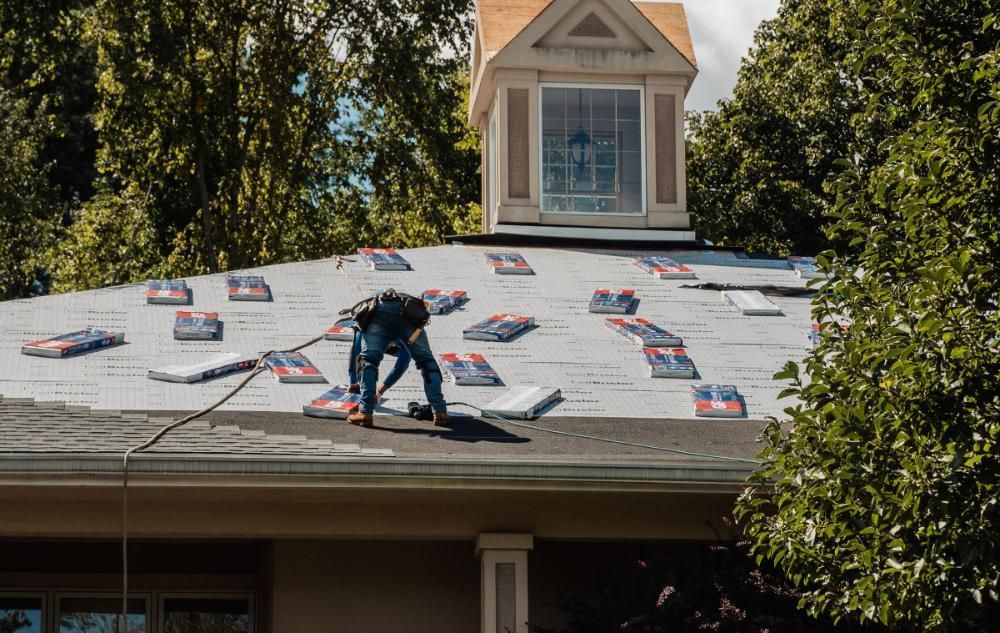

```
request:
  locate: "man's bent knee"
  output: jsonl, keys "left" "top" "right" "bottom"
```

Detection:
{"left": 419, "top": 364, "right": 443, "bottom": 385}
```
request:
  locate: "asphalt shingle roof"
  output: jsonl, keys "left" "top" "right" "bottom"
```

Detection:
{"left": 0, "top": 397, "right": 393, "bottom": 457}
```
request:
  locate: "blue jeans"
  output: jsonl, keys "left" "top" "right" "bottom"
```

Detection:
{"left": 358, "top": 299, "right": 447, "bottom": 414}
{"left": 349, "top": 330, "right": 410, "bottom": 388}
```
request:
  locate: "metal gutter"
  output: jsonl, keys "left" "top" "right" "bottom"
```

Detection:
{"left": 0, "top": 453, "right": 753, "bottom": 492}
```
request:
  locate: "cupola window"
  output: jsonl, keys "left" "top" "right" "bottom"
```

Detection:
{"left": 540, "top": 85, "right": 644, "bottom": 215}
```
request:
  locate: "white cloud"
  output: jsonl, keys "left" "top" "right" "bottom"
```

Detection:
{"left": 671, "top": 0, "right": 781, "bottom": 111}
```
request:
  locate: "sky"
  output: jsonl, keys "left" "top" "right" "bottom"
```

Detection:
{"left": 674, "top": 0, "right": 782, "bottom": 111}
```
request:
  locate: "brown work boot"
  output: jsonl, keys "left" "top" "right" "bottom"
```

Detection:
{"left": 433, "top": 411, "right": 451, "bottom": 427}
{"left": 346, "top": 410, "right": 373, "bottom": 428}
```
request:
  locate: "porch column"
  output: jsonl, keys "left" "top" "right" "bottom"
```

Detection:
{"left": 476, "top": 532, "right": 533, "bottom": 633}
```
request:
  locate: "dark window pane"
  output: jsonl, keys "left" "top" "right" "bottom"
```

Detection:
{"left": 541, "top": 135, "right": 564, "bottom": 151}
{"left": 622, "top": 182, "right": 643, "bottom": 213}
{"left": 572, "top": 196, "right": 597, "bottom": 212}
{"left": 162, "top": 598, "right": 250, "bottom": 633}
{"left": 594, "top": 152, "right": 616, "bottom": 167}
{"left": 591, "top": 118, "right": 615, "bottom": 136}
{"left": 540, "top": 87, "right": 566, "bottom": 119}
{"left": 617, "top": 90, "right": 641, "bottom": 120}
{"left": 595, "top": 166, "right": 617, "bottom": 184}
{"left": 565, "top": 115, "right": 583, "bottom": 135}
{"left": 620, "top": 151, "right": 642, "bottom": 183}
{"left": 592, "top": 136, "right": 616, "bottom": 153}
{"left": 59, "top": 597, "right": 146, "bottom": 633}
{"left": 542, "top": 195, "right": 568, "bottom": 212}
{"left": 591, "top": 89, "right": 615, "bottom": 119}
{"left": 0, "top": 597, "right": 42, "bottom": 633}
{"left": 543, "top": 149, "right": 566, "bottom": 164}
{"left": 619, "top": 121, "right": 641, "bottom": 151}
{"left": 594, "top": 197, "right": 616, "bottom": 212}
{"left": 549, "top": 166, "right": 570, "bottom": 177}
{"left": 565, "top": 88, "right": 589, "bottom": 119}
{"left": 544, "top": 164, "right": 567, "bottom": 183}
{"left": 541, "top": 118, "right": 565, "bottom": 137}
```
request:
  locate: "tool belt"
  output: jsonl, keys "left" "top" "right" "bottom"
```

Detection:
{"left": 340, "top": 289, "right": 430, "bottom": 333}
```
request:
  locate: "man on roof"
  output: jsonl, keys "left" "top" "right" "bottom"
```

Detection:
{"left": 346, "top": 289, "right": 450, "bottom": 428}
{"left": 348, "top": 332, "right": 410, "bottom": 399}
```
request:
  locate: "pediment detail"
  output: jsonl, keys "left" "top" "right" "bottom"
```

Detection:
{"left": 568, "top": 12, "right": 615, "bottom": 38}
{"left": 533, "top": 0, "right": 651, "bottom": 53}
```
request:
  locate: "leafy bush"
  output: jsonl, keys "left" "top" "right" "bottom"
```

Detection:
{"left": 533, "top": 538, "right": 875, "bottom": 633}
{"left": 739, "top": 1, "right": 1000, "bottom": 630}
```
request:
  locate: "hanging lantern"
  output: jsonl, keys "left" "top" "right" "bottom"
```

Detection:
{"left": 567, "top": 88, "right": 591, "bottom": 177}
{"left": 567, "top": 125, "right": 591, "bottom": 175}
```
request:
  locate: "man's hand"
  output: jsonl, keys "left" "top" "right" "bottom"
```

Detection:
{"left": 377, "top": 384, "right": 389, "bottom": 397}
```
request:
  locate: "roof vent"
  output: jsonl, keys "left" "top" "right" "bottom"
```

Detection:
{"left": 568, "top": 12, "right": 615, "bottom": 38}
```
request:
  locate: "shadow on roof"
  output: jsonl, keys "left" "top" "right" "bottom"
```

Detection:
{"left": 367, "top": 415, "right": 530, "bottom": 444}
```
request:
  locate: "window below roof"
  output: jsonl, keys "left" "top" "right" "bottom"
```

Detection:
{"left": 57, "top": 595, "right": 148, "bottom": 633}
{"left": 0, "top": 595, "right": 43, "bottom": 633}
{"left": 540, "top": 84, "right": 645, "bottom": 216}
{"left": 0, "top": 593, "right": 252, "bottom": 633}
{"left": 161, "top": 596, "right": 251, "bottom": 633}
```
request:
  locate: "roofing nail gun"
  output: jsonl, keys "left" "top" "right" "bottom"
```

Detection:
{"left": 407, "top": 401, "right": 434, "bottom": 421}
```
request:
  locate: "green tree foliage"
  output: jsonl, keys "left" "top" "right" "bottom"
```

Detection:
{"left": 738, "top": 1, "right": 1000, "bottom": 630}
{"left": 0, "top": 87, "right": 60, "bottom": 299}
{"left": 48, "top": 0, "right": 478, "bottom": 292}
{"left": 686, "top": 0, "right": 864, "bottom": 255}
{"left": 0, "top": 607, "right": 32, "bottom": 633}
{"left": 0, "top": 0, "right": 98, "bottom": 209}
{"left": 0, "top": 0, "right": 98, "bottom": 297}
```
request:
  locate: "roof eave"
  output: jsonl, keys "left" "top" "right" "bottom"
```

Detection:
{"left": 0, "top": 453, "right": 755, "bottom": 492}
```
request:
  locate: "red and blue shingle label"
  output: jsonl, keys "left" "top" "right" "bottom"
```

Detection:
{"left": 358, "top": 248, "right": 412, "bottom": 271}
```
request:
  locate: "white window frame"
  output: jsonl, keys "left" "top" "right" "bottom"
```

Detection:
{"left": 158, "top": 592, "right": 255, "bottom": 633}
{"left": 538, "top": 82, "right": 647, "bottom": 217}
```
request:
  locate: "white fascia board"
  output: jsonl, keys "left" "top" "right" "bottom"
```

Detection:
{"left": 493, "top": 223, "right": 697, "bottom": 242}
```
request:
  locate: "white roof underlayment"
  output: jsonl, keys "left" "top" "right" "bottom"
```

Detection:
{"left": 0, "top": 245, "right": 815, "bottom": 420}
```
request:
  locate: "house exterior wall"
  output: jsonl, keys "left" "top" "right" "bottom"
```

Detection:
{"left": 495, "top": 69, "right": 540, "bottom": 224}
{"left": 270, "top": 539, "right": 480, "bottom": 632}
{"left": 0, "top": 537, "right": 735, "bottom": 633}
{"left": 645, "top": 74, "right": 688, "bottom": 227}
{"left": 0, "top": 477, "right": 738, "bottom": 631}
{"left": 0, "top": 484, "right": 737, "bottom": 541}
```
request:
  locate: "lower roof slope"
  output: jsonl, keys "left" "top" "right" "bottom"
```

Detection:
{"left": 0, "top": 397, "right": 392, "bottom": 458}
